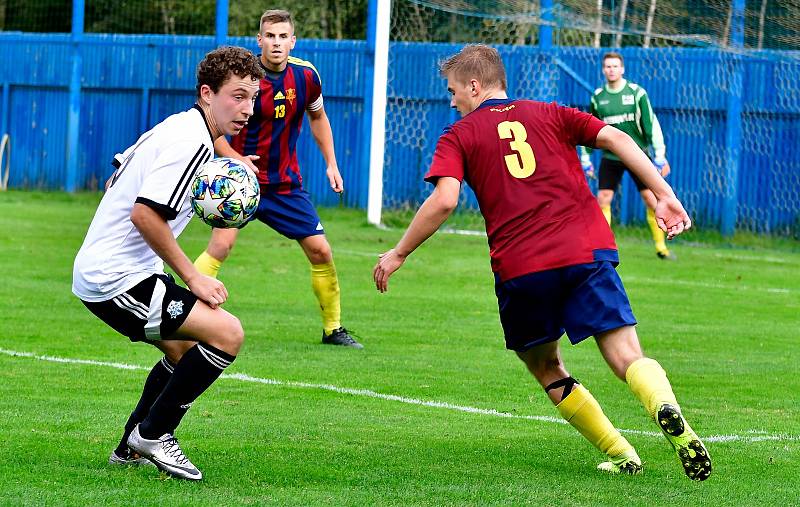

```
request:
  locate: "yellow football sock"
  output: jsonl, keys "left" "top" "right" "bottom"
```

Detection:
{"left": 311, "top": 261, "right": 341, "bottom": 335}
{"left": 646, "top": 208, "right": 668, "bottom": 254}
{"left": 194, "top": 251, "right": 222, "bottom": 278}
{"left": 600, "top": 205, "right": 612, "bottom": 225}
{"left": 626, "top": 357, "right": 679, "bottom": 418}
{"left": 556, "top": 384, "right": 635, "bottom": 460}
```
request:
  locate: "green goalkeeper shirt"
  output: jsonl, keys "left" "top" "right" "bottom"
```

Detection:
{"left": 580, "top": 79, "right": 666, "bottom": 165}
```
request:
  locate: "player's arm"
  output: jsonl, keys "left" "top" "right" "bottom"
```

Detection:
{"left": 373, "top": 176, "right": 460, "bottom": 293}
{"left": 637, "top": 90, "right": 670, "bottom": 177}
{"left": 595, "top": 126, "right": 689, "bottom": 238}
{"left": 213, "top": 136, "right": 260, "bottom": 173}
{"left": 307, "top": 105, "right": 343, "bottom": 193}
{"left": 130, "top": 203, "right": 228, "bottom": 308}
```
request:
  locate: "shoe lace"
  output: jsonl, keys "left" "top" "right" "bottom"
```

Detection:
{"left": 333, "top": 327, "right": 359, "bottom": 344}
{"left": 160, "top": 435, "right": 189, "bottom": 465}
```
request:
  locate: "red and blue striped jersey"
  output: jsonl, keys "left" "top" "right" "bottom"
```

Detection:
{"left": 231, "top": 56, "right": 323, "bottom": 193}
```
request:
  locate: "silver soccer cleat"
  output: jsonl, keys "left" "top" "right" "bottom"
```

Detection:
{"left": 127, "top": 425, "right": 202, "bottom": 480}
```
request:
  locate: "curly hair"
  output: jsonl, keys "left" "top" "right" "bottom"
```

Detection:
{"left": 196, "top": 46, "right": 264, "bottom": 98}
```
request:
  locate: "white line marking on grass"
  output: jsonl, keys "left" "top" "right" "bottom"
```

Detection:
{"left": 441, "top": 228, "right": 486, "bottom": 237}
{"left": 2, "top": 347, "right": 797, "bottom": 445}
{"left": 623, "top": 275, "right": 792, "bottom": 295}
{"left": 335, "top": 248, "right": 383, "bottom": 258}
{"left": 708, "top": 252, "right": 797, "bottom": 265}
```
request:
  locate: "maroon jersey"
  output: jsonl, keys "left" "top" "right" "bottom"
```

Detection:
{"left": 231, "top": 57, "right": 323, "bottom": 193}
{"left": 425, "top": 99, "right": 617, "bottom": 281}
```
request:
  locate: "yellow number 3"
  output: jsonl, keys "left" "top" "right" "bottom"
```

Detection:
{"left": 497, "top": 121, "right": 536, "bottom": 178}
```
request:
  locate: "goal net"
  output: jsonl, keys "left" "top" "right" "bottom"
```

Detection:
{"left": 379, "top": 0, "right": 800, "bottom": 237}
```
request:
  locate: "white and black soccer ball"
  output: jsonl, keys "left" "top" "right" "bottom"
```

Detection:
{"left": 191, "top": 157, "right": 260, "bottom": 228}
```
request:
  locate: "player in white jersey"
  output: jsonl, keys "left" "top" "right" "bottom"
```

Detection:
{"left": 72, "top": 46, "right": 264, "bottom": 481}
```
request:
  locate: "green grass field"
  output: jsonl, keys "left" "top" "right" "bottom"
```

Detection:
{"left": 1, "top": 191, "right": 798, "bottom": 506}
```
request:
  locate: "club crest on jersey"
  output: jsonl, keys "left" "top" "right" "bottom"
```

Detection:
{"left": 166, "top": 300, "right": 184, "bottom": 319}
{"left": 274, "top": 90, "right": 285, "bottom": 101}
{"left": 286, "top": 88, "right": 296, "bottom": 105}
{"left": 622, "top": 94, "right": 635, "bottom": 105}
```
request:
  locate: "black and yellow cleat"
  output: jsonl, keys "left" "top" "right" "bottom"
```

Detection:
{"left": 657, "top": 404, "right": 712, "bottom": 481}
{"left": 656, "top": 250, "right": 677, "bottom": 261}
{"left": 597, "top": 458, "right": 643, "bottom": 475}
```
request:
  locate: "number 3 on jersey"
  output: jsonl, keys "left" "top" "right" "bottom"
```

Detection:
{"left": 497, "top": 121, "right": 536, "bottom": 178}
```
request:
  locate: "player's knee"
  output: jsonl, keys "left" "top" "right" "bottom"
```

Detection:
{"left": 207, "top": 314, "right": 244, "bottom": 355}
{"left": 207, "top": 240, "right": 235, "bottom": 261}
{"left": 597, "top": 190, "right": 613, "bottom": 206}
{"left": 307, "top": 243, "right": 332, "bottom": 264}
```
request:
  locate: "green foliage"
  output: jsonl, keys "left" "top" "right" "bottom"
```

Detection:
{"left": 3, "top": 0, "right": 798, "bottom": 50}
{"left": 0, "top": 0, "right": 367, "bottom": 39}
{"left": 228, "top": 0, "right": 367, "bottom": 39}
{"left": 0, "top": 191, "right": 799, "bottom": 505}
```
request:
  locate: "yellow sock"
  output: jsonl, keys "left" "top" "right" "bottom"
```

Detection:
{"left": 194, "top": 251, "right": 222, "bottom": 278}
{"left": 600, "top": 205, "right": 612, "bottom": 225}
{"left": 311, "top": 261, "right": 341, "bottom": 335}
{"left": 556, "top": 384, "right": 635, "bottom": 460}
{"left": 646, "top": 209, "right": 668, "bottom": 254}
{"left": 626, "top": 357, "right": 679, "bottom": 418}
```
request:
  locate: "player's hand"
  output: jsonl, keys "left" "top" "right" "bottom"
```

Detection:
{"left": 187, "top": 274, "right": 229, "bottom": 309}
{"left": 654, "top": 159, "right": 670, "bottom": 178}
{"left": 326, "top": 165, "right": 344, "bottom": 193}
{"left": 373, "top": 249, "right": 406, "bottom": 293}
{"left": 654, "top": 196, "right": 692, "bottom": 240}
{"left": 236, "top": 154, "right": 260, "bottom": 174}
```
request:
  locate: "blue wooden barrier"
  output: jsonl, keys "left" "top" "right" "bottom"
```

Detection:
{"left": 0, "top": 32, "right": 798, "bottom": 234}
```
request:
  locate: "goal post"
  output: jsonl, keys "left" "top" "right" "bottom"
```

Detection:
{"left": 366, "top": 0, "right": 392, "bottom": 226}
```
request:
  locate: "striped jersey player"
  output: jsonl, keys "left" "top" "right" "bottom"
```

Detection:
{"left": 193, "top": 9, "right": 362, "bottom": 349}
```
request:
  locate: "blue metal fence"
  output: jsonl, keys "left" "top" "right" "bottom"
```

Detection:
{"left": 0, "top": 32, "right": 799, "bottom": 234}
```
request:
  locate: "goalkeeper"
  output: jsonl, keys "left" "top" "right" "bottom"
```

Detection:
{"left": 581, "top": 52, "right": 675, "bottom": 260}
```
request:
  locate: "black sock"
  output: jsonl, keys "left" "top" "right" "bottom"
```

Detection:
{"left": 138, "top": 343, "right": 235, "bottom": 439}
{"left": 115, "top": 357, "right": 174, "bottom": 456}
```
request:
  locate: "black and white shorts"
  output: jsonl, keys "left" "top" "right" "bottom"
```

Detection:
{"left": 81, "top": 273, "right": 198, "bottom": 342}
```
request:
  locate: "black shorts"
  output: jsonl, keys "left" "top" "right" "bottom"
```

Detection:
{"left": 598, "top": 158, "right": 647, "bottom": 192}
{"left": 81, "top": 273, "right": 198, "bottom": 342}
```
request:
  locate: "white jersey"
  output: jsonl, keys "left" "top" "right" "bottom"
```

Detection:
{"left": 72, "top": 105, "right": 213, "bottom": 302}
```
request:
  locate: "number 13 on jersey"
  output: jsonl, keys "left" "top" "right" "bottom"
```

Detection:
{"left": 497, "top": 121, "right": 536, "bottom": 178}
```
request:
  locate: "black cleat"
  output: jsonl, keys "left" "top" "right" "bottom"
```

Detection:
{"left": 109, "top": 446, "right": 154, "bottom": 467}
{"left": 657, "top": 250, "right": 677, "bottom": 261}
{"left": 322, "top": 327, "right": 364, "bottom": 349}
{"left": 656, "top": 404, "right": 712, "bottom": 481}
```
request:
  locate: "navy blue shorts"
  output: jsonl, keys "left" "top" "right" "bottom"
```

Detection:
{"left": 494, "top": 261, "right": 637, "bottom": 352}
{"left": 253, "top": 188, "right": 325, "bottom": 240}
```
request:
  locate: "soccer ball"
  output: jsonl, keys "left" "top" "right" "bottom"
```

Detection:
{"left": 191, "top": 157, "right": 260, "bottom": 228}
